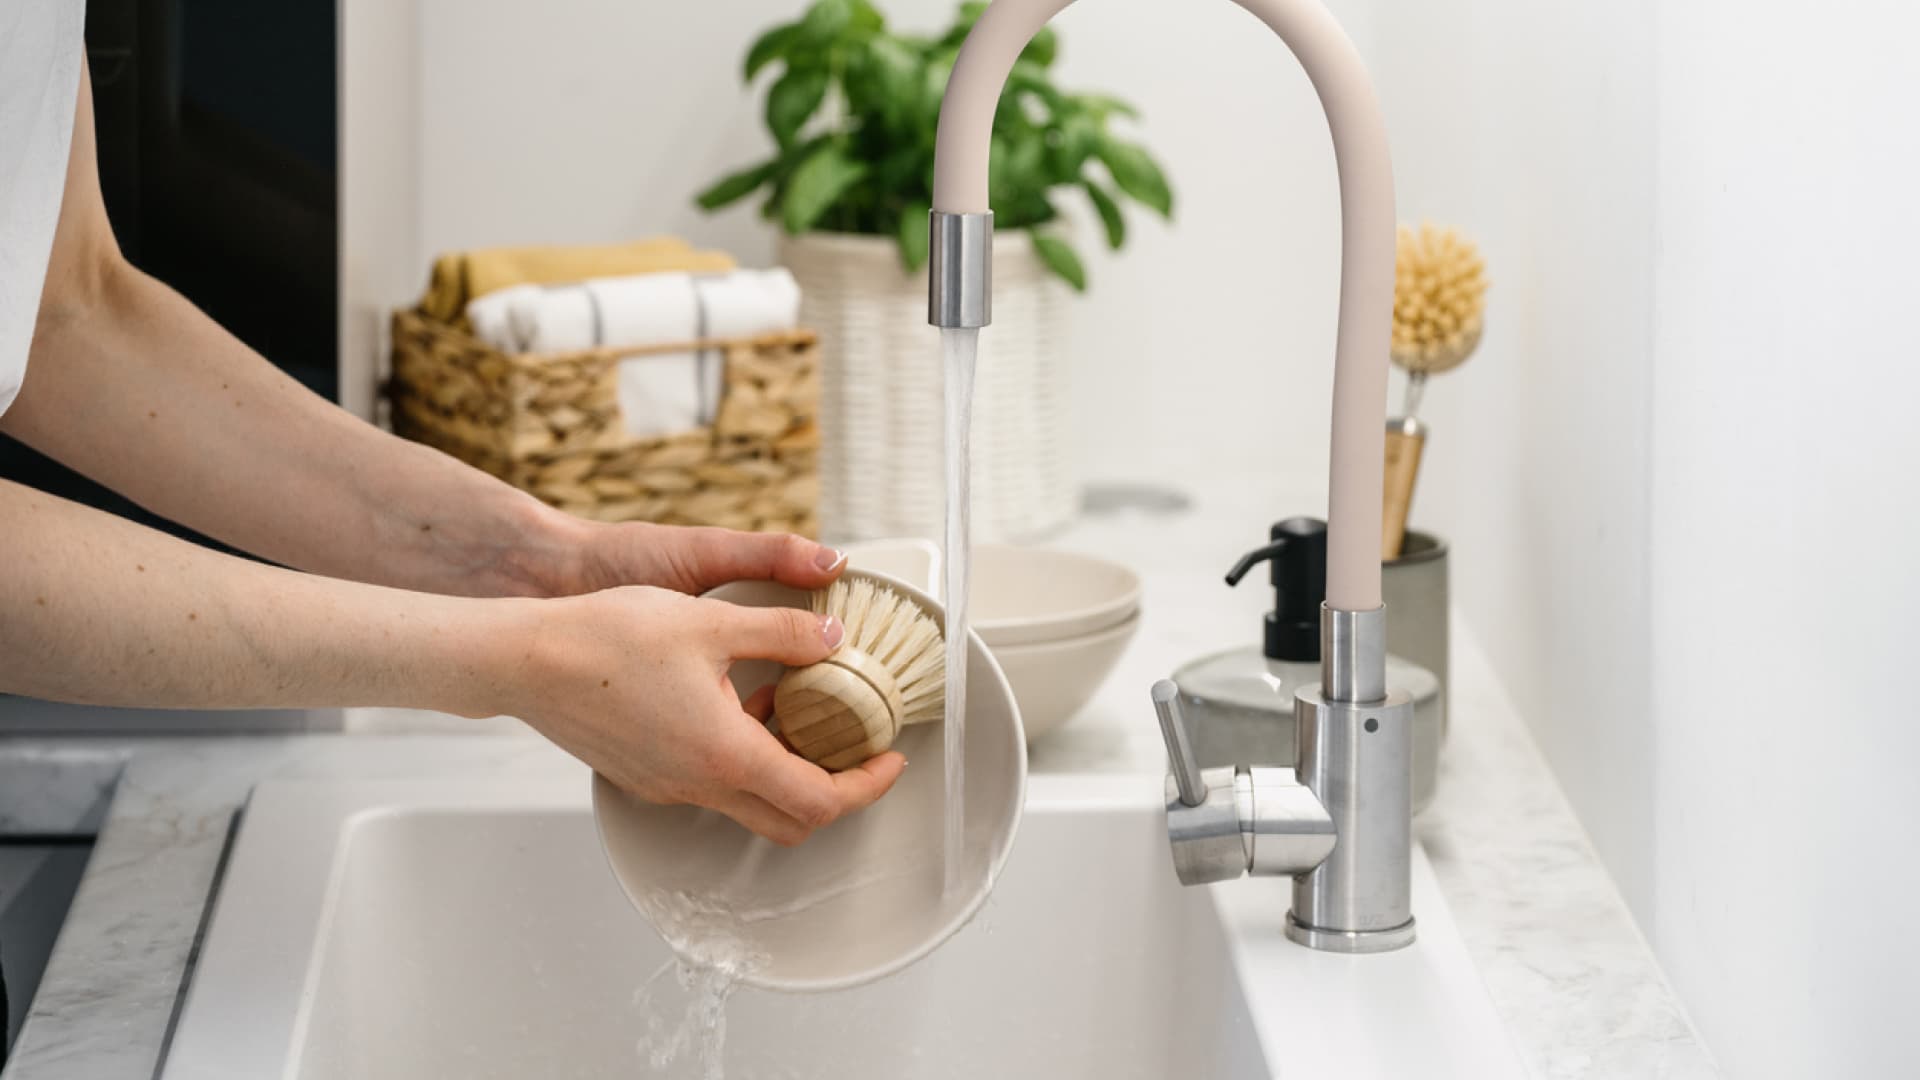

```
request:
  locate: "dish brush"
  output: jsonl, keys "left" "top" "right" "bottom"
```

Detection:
{"left": 773, "top": 578, "right": 945, "bottom": 770}
{"left": 1385, "top": 223, "right": 1489, "bottom": 558}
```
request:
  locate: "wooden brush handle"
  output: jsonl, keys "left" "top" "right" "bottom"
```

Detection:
{"left": 1382, "top": 420, "right": 1426, "bottom": 560}
{"left": 773, "top": 650, "right": 902, "bottom": 771}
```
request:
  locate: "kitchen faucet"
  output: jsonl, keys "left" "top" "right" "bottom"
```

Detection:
{"left": 928, "top": 0, "right": 1416, "bottom": 953}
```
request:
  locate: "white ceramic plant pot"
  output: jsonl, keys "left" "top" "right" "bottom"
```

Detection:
{"left": 780, "top": 230, "right": 1073, "bottom": 543}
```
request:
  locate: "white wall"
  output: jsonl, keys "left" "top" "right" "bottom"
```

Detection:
{"left": 1376, "top": 1, "right": 1920, "bottom": 1076}
{"left": 1646, "top": 4, "right": 1920, "bottom": 1077}
{"left": 338, "top": 0, "right": 421, "bottom": 420}
{"left": 1372, "top": 0, "right": 1662, "bottom": 919}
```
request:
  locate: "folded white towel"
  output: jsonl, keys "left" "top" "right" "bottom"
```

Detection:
{"left": 675, "top": 269, "right": 803, "bottom": 419}
{"left": 464, "top": 286, "right": 525, "bottom": 354}
{"left": 465, "top": 269, "right": 801, "bottom": 439}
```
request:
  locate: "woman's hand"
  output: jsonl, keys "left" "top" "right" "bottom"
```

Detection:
{"left": 495, "top": 585, "right": 906, "bottom": 845}
{"left": 537, "top": 521, "right": 848, "bottom": 599}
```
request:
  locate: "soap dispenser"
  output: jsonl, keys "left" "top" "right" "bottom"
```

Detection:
{"left": 1173, "top": 517, "right": 1445, "bottom": 811}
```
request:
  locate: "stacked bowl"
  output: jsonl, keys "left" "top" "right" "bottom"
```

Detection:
{"left": 969, "top": 544, "right": 1142, "bottom": 743}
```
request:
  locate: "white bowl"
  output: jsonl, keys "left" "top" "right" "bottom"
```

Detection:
{"left": 971, "top": 544, "right": 1142, "bottom": 647}
{"left": 990, "top": 611, "right": 1142, "bottom": 743}
{"left": 592, "top": 568, "right": 1026, "bottom": 993}
{"left": 844, "top": 540, "right": 1140, "bottom": 648}
{"left": 839, "top": 538, "right": 940, "bottom": 595}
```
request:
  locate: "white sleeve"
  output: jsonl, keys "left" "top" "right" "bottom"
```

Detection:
{"left": 0, "top": 2, "right": 85, "bottom": 418}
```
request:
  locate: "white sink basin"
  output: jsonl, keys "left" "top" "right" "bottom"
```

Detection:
{"left": 161, "top": 769, "right": 1519, "bottom": 1079}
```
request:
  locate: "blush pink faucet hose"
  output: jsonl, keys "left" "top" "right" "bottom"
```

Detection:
{"left": 932, "top": 0, "right": 1392, "bottom": 612}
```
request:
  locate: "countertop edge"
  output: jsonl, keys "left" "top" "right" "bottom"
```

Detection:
{"left": 1419, "top": 628, "right": 1720, "bottom": 1078}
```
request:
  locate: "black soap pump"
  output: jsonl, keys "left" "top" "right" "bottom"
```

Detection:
{"left": 1223, "top": 517, "right": 1328, "bottom": 665}
{"left": 1171, "top": 518, "right": 1442, "bottom": 807}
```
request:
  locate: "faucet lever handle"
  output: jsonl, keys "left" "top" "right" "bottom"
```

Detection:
{"left": 1151, "top": 680, "right": 1206, "bottom": 807}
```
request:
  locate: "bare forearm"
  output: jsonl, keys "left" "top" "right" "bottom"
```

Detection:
{"left": 0, "top": 477, "right": 520, "bottom": 712}
{"left": 8, "top": 261, "right": 588, "bottom": 597}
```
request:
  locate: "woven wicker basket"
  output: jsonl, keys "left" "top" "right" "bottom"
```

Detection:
{"left": 388, "top": 308, "right": 820, "bottom": 536}
{"left": 781, "top": 231, "right": 1073, "bottom": 543}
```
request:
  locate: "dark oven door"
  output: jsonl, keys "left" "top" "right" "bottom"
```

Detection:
{"left": 1, "top": 0, "right": 338, "bottom": 541}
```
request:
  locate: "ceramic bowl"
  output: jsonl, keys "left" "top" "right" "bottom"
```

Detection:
{"left": 592, "top": 568, "right": 1026, "bottom": 993}
{"left": 990, "top": 611, "right": 1142, "bottom": 743}
{"left": 970, "top": 544, "right": 1142, "bottom": 647}
{"left": 840, "top": 538, "right": 940, "bottom": 595}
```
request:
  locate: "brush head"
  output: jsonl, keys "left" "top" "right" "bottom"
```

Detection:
{"left": 772, "top": 578, "right": 946, "bottom": 771}
{"left": 1391, "top": 222, "right": 1488, "bottom": 375}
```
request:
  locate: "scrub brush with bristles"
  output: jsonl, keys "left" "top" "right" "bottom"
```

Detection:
{"left": 1383, "top": 223, "right": 1489, "bottom": 560}
{"left": 1392, "top": 223, "right": 1488, "bottom": 415}
{"left": 772, "top": 577, "right": 945, "bottom": 771}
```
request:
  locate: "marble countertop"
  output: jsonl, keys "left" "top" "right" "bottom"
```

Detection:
{"left": 0, "top": 492, "right": 1719, "bottom": 1078}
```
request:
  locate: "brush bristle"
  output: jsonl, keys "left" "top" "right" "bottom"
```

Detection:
{"left": 812, "top": 579, "right": 946, "bottom": 725}
{"left": 1392, "top": 222, "right": 1488, "bottom": 374}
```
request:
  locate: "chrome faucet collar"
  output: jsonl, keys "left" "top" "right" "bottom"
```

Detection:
{"left": 1322, "top": 604, "right": 1388, "bottom": 703}
{"left": 928, "top": 210, "right": 993, "bottom": 329}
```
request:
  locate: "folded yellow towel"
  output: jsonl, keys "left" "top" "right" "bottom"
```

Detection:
{"left": 420, "top": 238, "right": 736, "bottom": 322}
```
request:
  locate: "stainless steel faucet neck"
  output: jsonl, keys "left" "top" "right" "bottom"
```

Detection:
{"left": 1322, "top": 605, "right": 1388, "bottom": 703}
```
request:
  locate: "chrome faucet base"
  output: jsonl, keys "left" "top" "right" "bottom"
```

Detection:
{"left": 1284, "top": 913, "right": 1417, "bottom": 954}
{"left": 1289, "top": 684, "right": 1415, "bottom": 950}
{"left": 1157, "top": 607, "right": 1417, "bottom": 955}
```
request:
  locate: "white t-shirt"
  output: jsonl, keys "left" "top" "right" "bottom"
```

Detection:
{"left": 0, "top": 2, "right": 84, "bottom": 419}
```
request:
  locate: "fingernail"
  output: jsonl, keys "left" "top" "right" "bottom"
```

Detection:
{"left": 820, "top": 615, "right": 845, "bottom": 650}
{"left": 814, "top": 546, "right": 848, "bottom": 572}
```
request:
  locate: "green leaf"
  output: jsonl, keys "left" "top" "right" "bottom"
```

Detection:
{"left": 873, "top": 145, "right": 926, "bottom": 191}
{"left": 694, "top": 158, "right": 779, "bottom": 211}
{"left": 1021, "top": 26, "right": 1058, "bottom": 68}
{"left": 1097, "top": 137, "right": 1173, "bottom": 217}
{"left": 1076, "top": 92, "right": 1141, "bottom": 121}
{"left": 766, "top": 66, "right": 830, "bottom": 148}
{"left": 1007, "top": 59, "right": 1066, "bottom": 113}
{"left": 1005, "top": 136, "right": 1045, "bottom": 192}
{"left": 798, "top": 0, "right": 854, "bottom": 47}
{"left": 743, "top": 23, "right": 802, "bottom": 81}
{"left": 897, "top": 199, "right": 932, "bottom": 271}
{"left": 848, "top": 0, "right": 885, "bottom": 37}
{"left": 1030, "top": 231, "right": 1087, "bottom": 291}
{"left": 847, "top": 35, "right": 919, "bottom": 124}
{"left": 782, "top": 144, "right": 868, "bottom": 233}
{"left": 986, "top": 133, "right": 1016, "bottom": 209}
{"left": 1055, "top": 110, "right": 1100, "bottom": 175}
{"left": 1084, "top": 181, "right": 1125, "bottom": 249}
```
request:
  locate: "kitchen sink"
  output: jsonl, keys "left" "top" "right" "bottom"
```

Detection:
{"left": 160, "top": 768, "right": 1518, "bottom": 1079}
